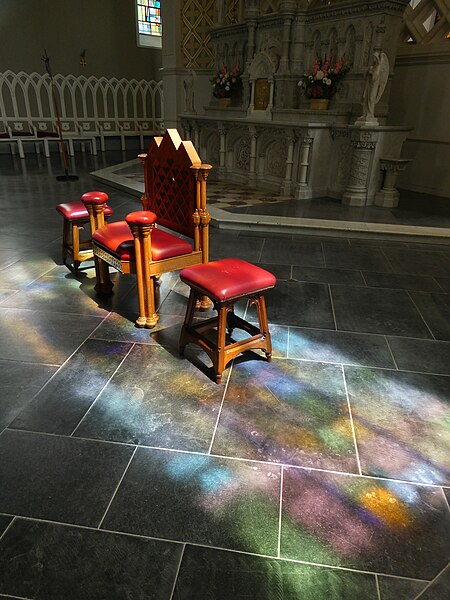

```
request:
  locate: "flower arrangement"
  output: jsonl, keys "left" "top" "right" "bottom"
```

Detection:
{"left": 299, "top": 53, "right": 349, "bottom": 100}
{"left": 211, "top": 64, "right": 241, "bottom": 99}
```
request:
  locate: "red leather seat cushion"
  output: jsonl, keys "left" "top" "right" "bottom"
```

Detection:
{"left": 93, "top": 221, "right": 193, "bottom": 261}
{"left": 12, "top": 131, "right": 34, "bottom": 137}
{"left": 0, "top": 132, "right": 9, "bottom": 139}
{"left": 180, "top": 258, "right": 276, "bottom": 301}
{"left": 56, "top": 201, "right": 113, "bottom": 220}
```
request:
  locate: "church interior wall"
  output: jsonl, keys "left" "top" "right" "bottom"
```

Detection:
{"left": 389, "top": 56, "right": 450, "bottom": 197}
{"left": 0, "top": 0, "right": 161, "bottom": 81}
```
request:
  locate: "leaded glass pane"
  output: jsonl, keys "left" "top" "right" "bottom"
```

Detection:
{"left": 137, "top": 0, "right": 162, "bottom": 37}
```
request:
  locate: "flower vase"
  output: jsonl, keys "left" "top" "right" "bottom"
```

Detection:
{"left": 310, "top": 99, "right": 329, "bottom": 110}
{"left": 217, "top": 97, "right": 232, "bottom": 108}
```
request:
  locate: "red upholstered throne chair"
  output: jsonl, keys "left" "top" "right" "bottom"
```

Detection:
{"left": 82, "top": 129, "right": 212, "bottom": 328}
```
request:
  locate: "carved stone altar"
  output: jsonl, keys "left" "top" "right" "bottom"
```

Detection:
{"left": 179, "top": 0, "right": 411, "bottom": 206}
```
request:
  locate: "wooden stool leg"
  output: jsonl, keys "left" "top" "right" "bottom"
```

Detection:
{"left": 179, "top": 290, "right": 198, "bottom": 355}
{"left": 214, "top": 303, "right": 229, "bottom": 384}
{"left": 71, "top": 222, "right": 81, "bottom": 274}
{"left": 254, "top": 294, "right": 272, "bottom": 361}
{"left": 62, "top": 218, "right": 70, "bottom": 265}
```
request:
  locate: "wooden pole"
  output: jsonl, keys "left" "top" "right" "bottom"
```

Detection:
{"left": 41, "top": 49, "right": 78, "bottom": 181}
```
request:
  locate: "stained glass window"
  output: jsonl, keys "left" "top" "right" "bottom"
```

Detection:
{"left": 136, "top": 1, "right": 162, "bottom": 48}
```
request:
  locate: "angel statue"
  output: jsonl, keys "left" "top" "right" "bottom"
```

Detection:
{"left": 356, "top": 51, "right": 389, "bottom": 126}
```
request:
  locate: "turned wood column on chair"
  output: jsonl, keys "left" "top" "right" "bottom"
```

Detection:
{"left": 81, "top": 191, "right": 113, "bottom": 294}
{"left": 125, "top": 211, "right": 158, "bottom": 328}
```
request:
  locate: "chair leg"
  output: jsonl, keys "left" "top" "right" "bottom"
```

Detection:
{"left": 68, "top": 139, "right": 75, "bottom": 157}
{"left": 17, "top": 139, "right": 25, "bottom": 159}
{"left": 93, "top": 256, "right": 113, "bottom": 295}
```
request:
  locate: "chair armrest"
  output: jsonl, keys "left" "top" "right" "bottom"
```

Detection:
{"left": 81, "top": 191, "right": 109, "bottom": 207}
{"left": 125, "top": 211, "right": 157, "bottom": 226}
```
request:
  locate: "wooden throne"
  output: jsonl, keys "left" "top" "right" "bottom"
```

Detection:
{"left": 81, "top": 129, "right": 212, "bottom": 328}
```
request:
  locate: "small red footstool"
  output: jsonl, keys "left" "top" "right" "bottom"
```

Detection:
{"left": 179, "top": 258, "right": 276, "bottom": 383}
{"left": 56, "top": 192, "right": 113, "bottom": 273}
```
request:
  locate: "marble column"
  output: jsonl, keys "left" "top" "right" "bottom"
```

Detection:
{"left": 296, "top": 135, "right": 313, "bottom": 199}
{"left": 342, "top": 132, "right": 377, "bottom": 206}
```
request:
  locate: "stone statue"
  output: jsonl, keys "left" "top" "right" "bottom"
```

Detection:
{"left": 183, "top": 70, "right": 196, "bottom": 114}
{"left": 356, "top": 51, "right": 389, "bottom": 126}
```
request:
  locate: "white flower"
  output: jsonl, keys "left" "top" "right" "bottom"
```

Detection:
{"left": 315, "top": 70, "right": 324, "bottom": 80}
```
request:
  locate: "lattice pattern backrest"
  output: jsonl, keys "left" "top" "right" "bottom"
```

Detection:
{"left": 145, "top": 130, "right": 202, "bottom": 239}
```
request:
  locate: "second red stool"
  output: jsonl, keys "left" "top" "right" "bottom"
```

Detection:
{"left": 56, "top": 192, "right": 113, "bottom": 273}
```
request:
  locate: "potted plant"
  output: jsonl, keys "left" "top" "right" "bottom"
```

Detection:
{"left": 299, "top": 52, "right": 349, "bottom": 109}
{"left": 211, "top": 64, "right": 241, "bottom": 106}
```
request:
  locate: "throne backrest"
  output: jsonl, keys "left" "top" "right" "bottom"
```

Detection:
{"left": 139, "top": 129, "right": 202, "bottom": 239}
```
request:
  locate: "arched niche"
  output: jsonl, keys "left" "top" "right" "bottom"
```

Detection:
{"left": 247, "top": 50, "right": 279, "bottom": 119}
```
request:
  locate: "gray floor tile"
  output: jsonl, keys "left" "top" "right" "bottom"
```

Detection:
{"left": 0, "top": 275, "right": 133, "bottom": 316}
{"left": 74, "top": 344, "right": 223, "bottom": 451}
{"left": 345, "top": 366, "right": 450, "bottom": 485}
{"left": 0, "top": 308, "right": 104, "bottom": 364}
{"left": 293, "top": 265, "right": 365, "bottom": 285}
{"left": 212, "top": 358, "right": 359, "bottom": 473}
{"left": 209, "top": 235, "right": 264, "bottom": 262}
{"left": 382, "top": 248, "right": 450, "bottom": 277}
{"left": 256, "top": 262, "right": 292, "bottom": 280}
{"left": 260, "top": 239, "right": 325, "bottom": 267}
{"left": 102, "top": 447, "right": 281, "bottom": 555}
{"left": 323, "top": 244, "right": 392, "bottom": 272}
{"left": 0, "top": 430, "right": 134, "bottom": 526}
{"left": 280, "top": 468, "right": 450, "bottom": 579}
{"left": 249, "top": 280, "right": 335, "bottom": 329}
{"left": 10, "top": 339, "right": 132, "bottom": 435}
{"left": 173, "top": 545, "right": 378, "bottom": 600}
{"left": 0, "top": 289, "right": 18, "bottom": 304}
{"left": 288, "top": 328, "right": 395, "bottom": 368}
{"left": 435, "top": 277, "right": 450, "bottom": 293}
{"left": 0, "top": 514, "right": 13, "bottom": 536}
{"left": 414, "top": 565, "right": 450, "bottom": 600}
{"left": 362, "top": 271, "right": 441, "bottom": 292}
{"left": 331, "top": 286, "right": 433, "bottom": 338}
{"left": 0, "top": 256, "right": 57, "bottom": 288}
{"left": 387, "top": 336, "right": 450, "bottom": 375}
{"left": 410, "top": 291, "right": 450, "bottom": 341}
{"left": 0, "top": 360, "right": 57, "bottom": 432}
{"left": 377, "top": 575, "right": 428, "bottom": 600}
{"left": 90, "top": 310, "right": 181, "bottom": 344}
{"left": 0, "top": 518, "right": 181, "bottom": 600}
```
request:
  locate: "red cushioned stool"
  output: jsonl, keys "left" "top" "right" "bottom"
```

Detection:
{"left": 56, "top": 192, "right": 113, "bottom": 273}
{"left": 179, "top": 258, "right": 276, "bottom": 383}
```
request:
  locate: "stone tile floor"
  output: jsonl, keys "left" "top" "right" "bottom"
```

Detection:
{"left": 0, "top": 150, "right": 449, "bottom": 599}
